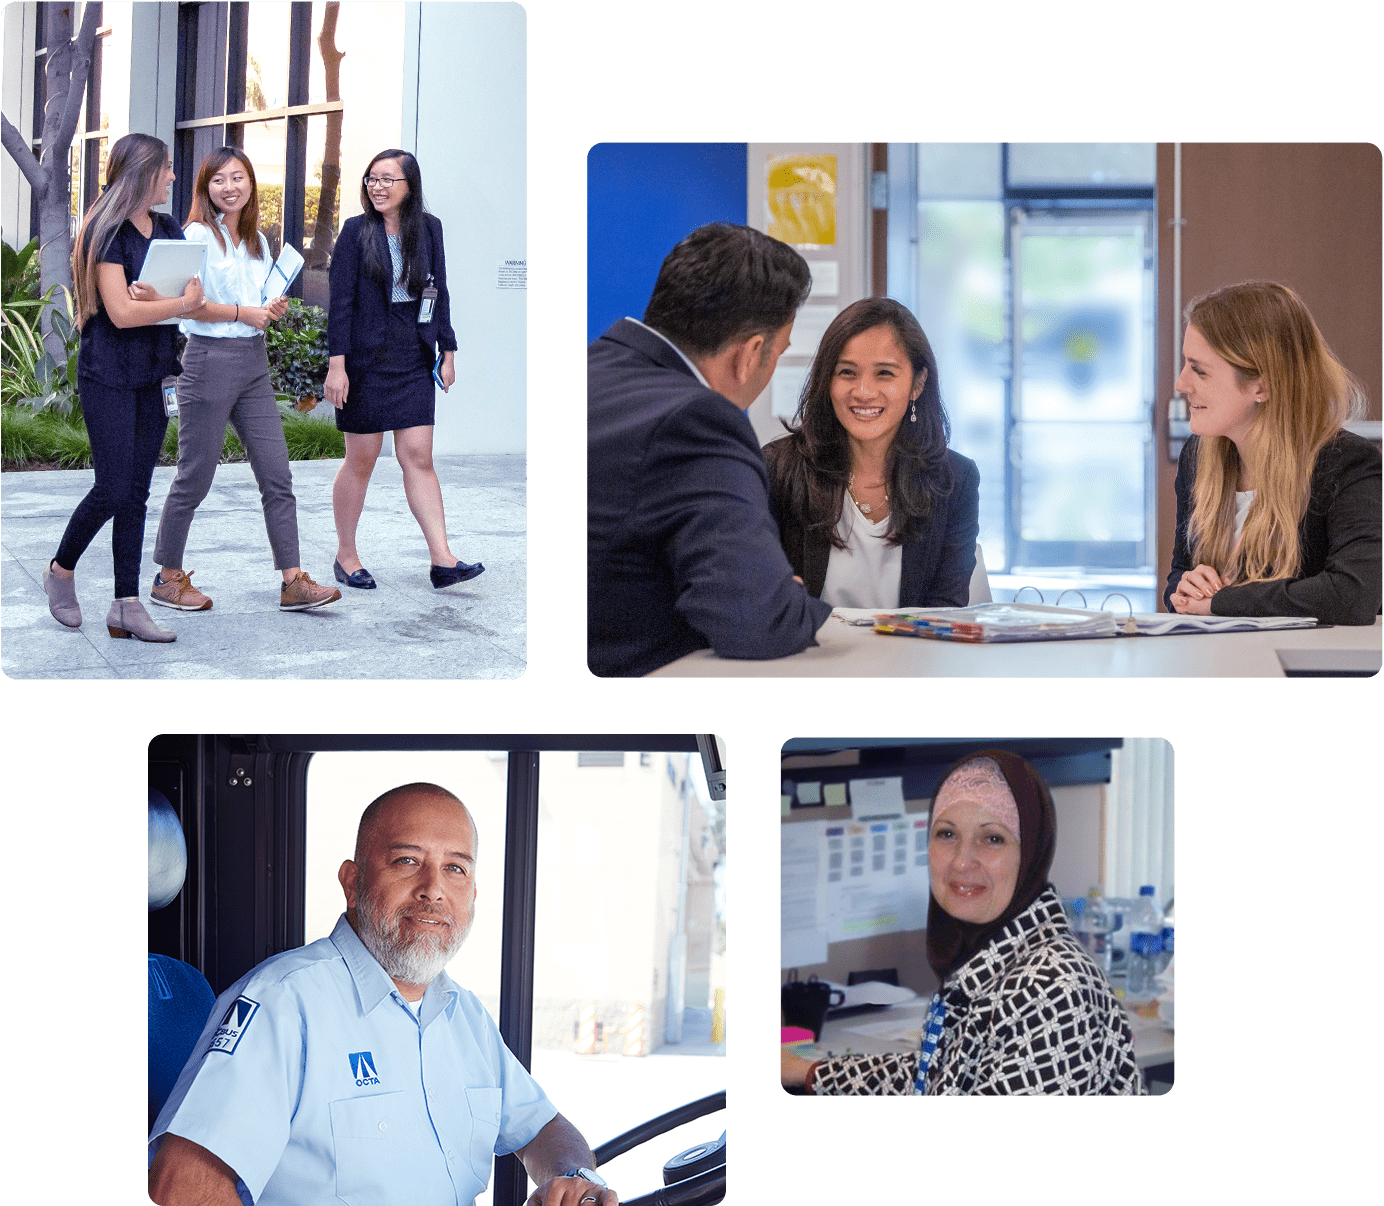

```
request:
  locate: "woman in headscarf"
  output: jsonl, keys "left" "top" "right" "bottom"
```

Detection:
{"left": 781, "top": 750, "right": 1145, "bottom": 1095}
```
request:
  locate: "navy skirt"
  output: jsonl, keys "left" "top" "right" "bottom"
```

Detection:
{"left": 336, "top": 300, "right": 436, "bottom": 434}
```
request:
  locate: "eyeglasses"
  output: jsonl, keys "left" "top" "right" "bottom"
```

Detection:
{"left": 364, "top": 176, "right": 403, "bottom": 190}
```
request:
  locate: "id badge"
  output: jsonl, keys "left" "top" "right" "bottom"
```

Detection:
{"left": 418, "top": 282, "right": 437, "bottom": 324}
{"left": 161, "top": 375, "right": 180, "bottom": 418}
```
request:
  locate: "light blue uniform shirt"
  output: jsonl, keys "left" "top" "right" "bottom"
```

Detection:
{"left": 150, "top": 915, "right": 556, "bottom": 1206}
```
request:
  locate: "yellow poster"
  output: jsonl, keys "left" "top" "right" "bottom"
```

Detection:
{"left": 767, "top": 154, "right": 837, "bottom": 246}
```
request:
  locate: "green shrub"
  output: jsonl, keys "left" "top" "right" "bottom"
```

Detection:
{"left": 1, "top": 285, "right": 81, "bottom": 414}
{"left": 266, "top": 299, "right": 329, "bottom": 406}
{"left": 1, "top": 404, "right": 91, "bottom": 467}
{"left": 2, "top": 238, "right": 41, "bottom": 312}
{"left": 282, "top": 407, "right": 345, "bottom": 459}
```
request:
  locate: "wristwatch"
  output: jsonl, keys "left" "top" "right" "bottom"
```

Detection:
{"left": 564, "top": 1167, "right": 607, "bottom": 1188}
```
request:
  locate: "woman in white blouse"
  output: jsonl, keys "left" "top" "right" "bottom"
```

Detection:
{"left": 144, "top": 147, "right": 339, "bottom": 614}
{"left": 764, "top": 298, "right": 979, "bottom": 610}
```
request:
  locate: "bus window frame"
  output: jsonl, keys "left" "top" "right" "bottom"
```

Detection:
{"left": 149, "top": 733, "right": 707, "bottom": 1206}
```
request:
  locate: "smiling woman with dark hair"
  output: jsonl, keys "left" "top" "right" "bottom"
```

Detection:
{"left": 42, "top": 133, "right": 204, "bottom": 643}
{"left": 781, "top": 751, "right": 1145, "bottom": 1095}
{"left": 763, "top": 297, "right": 980, "bottom": 610}
{"left": 146, "top": 146, "right": 339, "bottom": 616}
{"left": 324, "top": 149, "right": 483, "bottom": 592}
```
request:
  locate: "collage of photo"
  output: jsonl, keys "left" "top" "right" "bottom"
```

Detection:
{"left": 1, "top": 3, "right": 1379, "bottom": 1206}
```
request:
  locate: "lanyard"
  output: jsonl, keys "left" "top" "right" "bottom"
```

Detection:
{"left": 913, "top": 992, "right": 946, "bottom": 1095}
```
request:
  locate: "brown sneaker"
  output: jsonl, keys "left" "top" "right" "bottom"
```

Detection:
{"left": 150, "top": 568, "right": 213, "bottom": 611}
{"left": 280, "top": 571, "right": 342, "bottom": 611}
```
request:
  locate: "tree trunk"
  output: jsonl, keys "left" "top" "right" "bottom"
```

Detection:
{"left": 308, "top": 2, "right": 343, "bottom": 265}
{"left": 0, "top": 3, "right": 101, "bottom": 360}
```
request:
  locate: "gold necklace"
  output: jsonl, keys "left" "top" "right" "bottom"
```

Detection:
{"left": 847, "top": 472, "right": 888, "bottom": 516}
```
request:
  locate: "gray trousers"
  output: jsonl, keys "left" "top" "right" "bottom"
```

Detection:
{"left": 153, "top": 334, "right": 301, "bottom": 570}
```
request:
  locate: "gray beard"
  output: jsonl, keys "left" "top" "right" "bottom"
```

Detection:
{"left": 354, "top": 880, "right": 471, "bottom": 988}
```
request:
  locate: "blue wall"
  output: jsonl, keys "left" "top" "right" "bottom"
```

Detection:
{"left": 587, "top": 143, "right": 747, "bottom": 344}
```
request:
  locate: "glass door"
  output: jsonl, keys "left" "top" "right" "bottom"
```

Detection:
{"left": 1008, "top": 208, "right": 1155, "bottom": 573}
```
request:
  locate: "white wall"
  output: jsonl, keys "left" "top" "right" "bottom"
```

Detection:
{"left": 405, "top": 2, "right": 526, "bottom": 455}
{"left": 1, "top": 3, "right": 38, "bottom": 248}
{"left": 128, "top": 2, "right": 177, "bottom": 154}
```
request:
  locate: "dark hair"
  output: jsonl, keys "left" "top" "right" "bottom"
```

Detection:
{"left": 185, "top": 147, "right": 264, "bottom": 259}
{"left": 642, "top": 222, "right": 812, "bottom": 358}
{"left": 358, "top": 149, "right": 428, "bottom": 296}
{"left": 775, "top": 297, "right": 954, "bottom": 549}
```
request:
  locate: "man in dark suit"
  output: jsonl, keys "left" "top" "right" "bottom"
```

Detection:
{"left": 588, "top": 223, "right": 833, "bottom": 676}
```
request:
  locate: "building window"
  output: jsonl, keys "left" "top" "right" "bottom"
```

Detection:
{"left": 890, "top": 143, "right": 1157, "bottom": 606}
{"left": 173, "top": 2, "right": 404, "bottom": 312}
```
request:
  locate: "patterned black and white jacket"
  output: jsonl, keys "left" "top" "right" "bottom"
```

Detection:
{"left": 812, "top": 886, "right": 1147, "bottom": 1095}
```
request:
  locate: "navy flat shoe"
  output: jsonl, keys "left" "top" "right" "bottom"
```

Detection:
{"left": 333, "top": 559, "right": 376, "bottom": 589}
{"left": 430, "top": 560, "right": 485, "bottom": 589}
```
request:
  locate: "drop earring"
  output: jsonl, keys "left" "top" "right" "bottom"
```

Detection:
{"left": 910, "top": 398, "right": 917, "bottom": 423}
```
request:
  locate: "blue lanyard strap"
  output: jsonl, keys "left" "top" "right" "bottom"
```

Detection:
{"left": 913, "top": 992, "right": 946, "bottom": 1095}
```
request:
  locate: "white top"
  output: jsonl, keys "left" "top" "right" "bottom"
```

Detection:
{"left": 179, "top": 218, "right": 273, "bottom": 339}
{"left": 821, "top": 497, "right": 903, "bottom": 609}
{"left": 1233, "top": 489, "right": 1255, "bottom": 543}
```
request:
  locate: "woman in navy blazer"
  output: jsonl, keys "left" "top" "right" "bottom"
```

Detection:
{"left": 323, "top": 149, "right": 482, "bottom": 590}
{"left": 765, "top": 298, "right": 979, "bottom": 609}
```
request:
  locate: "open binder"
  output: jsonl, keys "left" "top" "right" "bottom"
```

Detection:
{"left": 864, "top": 603, "right": 1319, "bottom": 644}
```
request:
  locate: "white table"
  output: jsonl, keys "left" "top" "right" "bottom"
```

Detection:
{"left": 808, "top": 996, "right": 1173, "bottom": 1071}
{"left": 652, "top": 614, "right": 1382, "bottom": 677}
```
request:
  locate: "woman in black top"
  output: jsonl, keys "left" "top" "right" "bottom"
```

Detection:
{"left": 1165, "top": 281, "right": 1380, "bottom": 625}
{"left": 763, "top": 298, "right": 979, "bottom": 610}
{"left": 323, "top": 149, "right": 482, "bottom": 591}
{"left": 43, "top": 133, "right": 204, "bottom": 642}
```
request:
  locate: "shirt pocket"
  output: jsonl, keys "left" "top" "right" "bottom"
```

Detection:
{"left": 465, "top": 1086, "right": 503, "bottom": 1179}
{"left": 329, "top": 1090, "right": 429, "bottom": 1205}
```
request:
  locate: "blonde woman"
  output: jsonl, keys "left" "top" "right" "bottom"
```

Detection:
{"left": 42, "top": 133, "right": 203, "bottom": 642}
{"left": 145, "top": 146, "right": 339, "bottom": 614}
{"left": 1165, "top": 281, "right": 1381, "bottom": 625}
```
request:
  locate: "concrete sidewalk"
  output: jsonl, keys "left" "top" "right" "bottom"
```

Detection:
{"left": 2, "top": 454, "right": 525, "bottom": 679}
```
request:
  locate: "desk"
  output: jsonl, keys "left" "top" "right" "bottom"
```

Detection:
{"left": 652, "top": 614, "right": 1382, "bottom": 677}
{"left": 807, "top": 996, "right": 1173, "bottom": 1071}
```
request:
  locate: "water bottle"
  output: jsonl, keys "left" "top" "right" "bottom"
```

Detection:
{"left": 1083, "top": 888, "right": 1112, "bottom": 977}
{"left": 1070, "top": 895, "right": 1088, "bottom": 950}
{"left": 1126, "top": 885, "right": 1163, "bottom": 1002}
{"left": 1158, "top": 898, "right": 1174, "bottom": 973}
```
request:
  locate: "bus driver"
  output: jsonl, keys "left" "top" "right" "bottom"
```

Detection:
{"left": 149, "top": 783, "right": 618, "bottom": 1206}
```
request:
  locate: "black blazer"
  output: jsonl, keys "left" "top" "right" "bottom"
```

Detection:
{"left": 763, "top": 439, "right": 981, "bottom": 608}
{"left": 588, "top": 319, "right": 833, "bottom": 677}
{"left": 1163, "top": 430, "right": 1381, "bottom": 625}
{"left": 327, "top": 212, "right": 457, "bottom": 361}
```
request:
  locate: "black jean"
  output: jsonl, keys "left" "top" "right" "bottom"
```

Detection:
{"left": 54, "top": 378, "right": 168, "bottom": 598}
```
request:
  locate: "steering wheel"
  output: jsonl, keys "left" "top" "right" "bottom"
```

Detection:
{"left": 591, "top": 1091, "right": 725, "bottom": 1206}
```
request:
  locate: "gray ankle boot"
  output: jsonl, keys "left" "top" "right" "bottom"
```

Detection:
{"left": 43, "top": 560, "right": 82, "bottom": 628}
{"left": 106, "top": 597, "right": 177, "bottom": 642}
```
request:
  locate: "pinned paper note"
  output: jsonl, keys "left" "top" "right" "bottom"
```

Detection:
{"left": 823, "top": 783, "right": 848, "bottom": 808}
{"left": 849, "top": 776, "right": 905, "bottom": 820}
{"left": 781, "top": 795, "right": 793, "bottom": 815}
{"left": 796, "top": 781, "right": 822, "bottom": 805}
